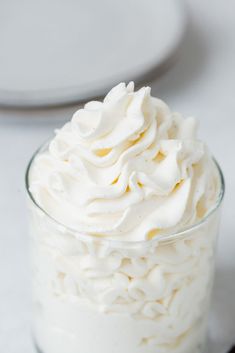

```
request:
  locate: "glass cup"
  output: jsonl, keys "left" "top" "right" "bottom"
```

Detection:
{"left": 25, "top": 143, "right": 224, "bottom": 353}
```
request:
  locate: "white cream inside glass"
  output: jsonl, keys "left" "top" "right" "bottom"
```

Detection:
{"left": 28, "top": 83, "right": 222, "bottom": 353}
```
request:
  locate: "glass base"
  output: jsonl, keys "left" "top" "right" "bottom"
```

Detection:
{"left": 33, "top": 341, "right": 209, "bottom": 353}
{"left": 33, "top": 332, "right": 209, "bottom": 353}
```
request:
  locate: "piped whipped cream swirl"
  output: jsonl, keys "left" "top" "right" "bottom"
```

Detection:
{"left": 30, "top": 82, "right": 218, "bottom": 241}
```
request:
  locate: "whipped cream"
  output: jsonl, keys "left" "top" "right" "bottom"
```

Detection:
{"left": 30, "top": 208, "right": 219, "bottom": 353}
{"left": 30, "top": 82, "right": 219, "bottom": 241}
{"left": 28, "top": 83, "right": 222, "bottom": 353}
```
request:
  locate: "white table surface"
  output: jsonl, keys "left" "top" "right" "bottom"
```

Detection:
{"left": 0, "top": 1, "right": 234, "bottom": 352}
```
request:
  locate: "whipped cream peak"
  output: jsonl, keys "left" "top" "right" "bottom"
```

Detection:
{"left": 30, "top": 82, "right": 219, "bottom": 241}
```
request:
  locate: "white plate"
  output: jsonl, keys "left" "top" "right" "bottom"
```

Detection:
{"left": 0, "top": 0, "right": 186, "bottom": 107}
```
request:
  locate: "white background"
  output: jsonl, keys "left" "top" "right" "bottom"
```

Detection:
{"left": 0, "top": 1, "right": 234, "bottom": 352}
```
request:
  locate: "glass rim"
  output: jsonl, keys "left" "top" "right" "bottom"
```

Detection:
{"left": 25, "top": 138, "right": 225, "bottom": 247}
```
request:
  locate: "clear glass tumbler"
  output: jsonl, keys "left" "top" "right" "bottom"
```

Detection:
{"left": 26, "top": 145, "right": 224, "bottom": 353}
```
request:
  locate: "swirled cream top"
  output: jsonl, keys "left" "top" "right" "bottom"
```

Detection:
{"left": 29, "top": 82, "right": 219, "bottom": 241}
